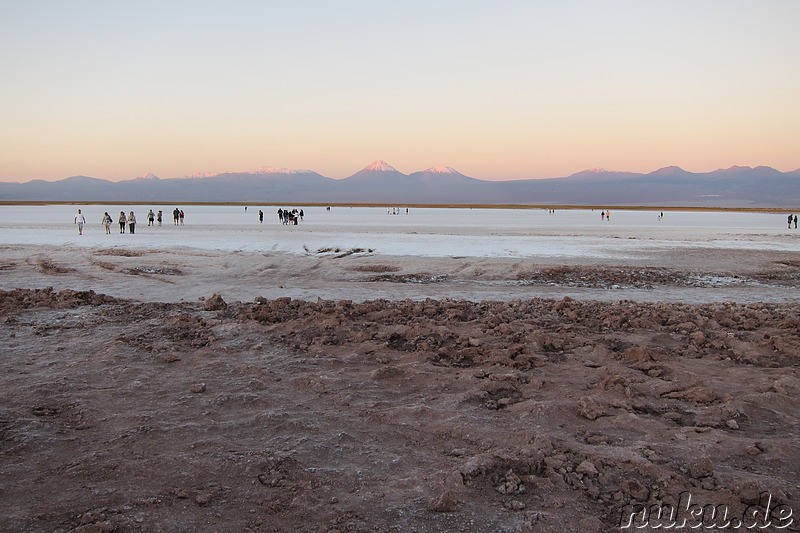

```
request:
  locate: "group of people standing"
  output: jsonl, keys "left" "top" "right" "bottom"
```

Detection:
{"left": 789, "top": 214, "right": 798, "bottom": 229}
{"left": 112, "top": 211, "right": 138, "bottom": 234}
{"left": 277, "top": 208, "right": 303, "bottom": 225}
{"left": 75, "top": 207, "right": 186, "bottom": 235}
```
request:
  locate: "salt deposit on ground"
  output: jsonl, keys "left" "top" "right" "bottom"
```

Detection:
{"left": 2, "top": 205, "right": 798, "bottom": 260}
{"left": 1, "top": 205, "right": 798, "bottom": 304}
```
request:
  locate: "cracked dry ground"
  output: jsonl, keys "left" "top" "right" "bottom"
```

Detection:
{"left": 1, "top": 289, "right": 798, "bottom": 532}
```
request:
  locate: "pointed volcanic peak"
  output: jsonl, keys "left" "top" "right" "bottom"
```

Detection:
{"left": 363, "top": 160, "right": 400, "bottom": 173}
{"left": 132, "top": 172, "right": 161, "bottom": 181}
{"left": 343, "top": 160, "right": 408, "bottom": 182}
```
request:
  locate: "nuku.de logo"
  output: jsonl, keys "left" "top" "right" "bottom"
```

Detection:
{"left": 619, "top": 491, "right": 793, "bottom": 529}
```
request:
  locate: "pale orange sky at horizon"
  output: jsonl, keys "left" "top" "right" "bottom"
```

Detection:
{"left": 1, "top": 1, "right": 798, "bottom": 184}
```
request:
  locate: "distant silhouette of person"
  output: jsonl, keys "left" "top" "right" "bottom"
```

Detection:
{"left": 74, "top": 209, "right": 86, "bottom": 235}
{"left": 601, "top": 211, "right": 605, "bottom": 221}
{"left": 119, "top": 211, "right": 127, "bottom": 234}
{"left": 147, "top": 209, "right": 155, "bottom": 226}
{"left": 259, "top": 210, "right": 263, "bottom": 223}
{"left": 179, "top": 210, "right": 185, "bottom": 225}
{"left": 173, "top": 208, "right": 180, "bottom": 225}
{"left": 128, "top": 211, "right": 136, "bottom": 234}
{"left": 790, "top": 214, "right": 795, "bottom": 229}
{"left": 157, "top": 210, "right": 163, "bottom": 226}
{"left": 795, "top": 214, "right": 798, "bottom": 229}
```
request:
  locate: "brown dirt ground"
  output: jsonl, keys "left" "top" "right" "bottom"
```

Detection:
{"left": 1, "top": 282, "right": 798, "bottom": 532}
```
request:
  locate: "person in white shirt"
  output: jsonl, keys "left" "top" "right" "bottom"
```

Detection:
{"left": 74, "top": 209, "right": 86, "bottom": 235}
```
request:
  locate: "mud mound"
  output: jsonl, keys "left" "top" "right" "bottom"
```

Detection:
{"left": 236, "top": 296, "right": 799, "bottom": 369}
{"left": 0, "top": 287, "right": 119, "bottom": 315}
{"left": 1, "top": 290, "right": 797, "bottom": 532}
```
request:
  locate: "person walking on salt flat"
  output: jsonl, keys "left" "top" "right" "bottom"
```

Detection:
{"left": 102, "top": 212, "right": 113, "bottom": 234}
{"left": 74, "top": 209, "right": 85, "bottom": 235}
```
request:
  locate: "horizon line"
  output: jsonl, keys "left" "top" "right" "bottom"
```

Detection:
{"left": 4, "top": 162, "right": 800, "bottom": 184}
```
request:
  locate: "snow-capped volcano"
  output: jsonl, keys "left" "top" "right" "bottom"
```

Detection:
{"left": 571, "top": 168, "right": 613, "bottom": 176}
{"left": 410, "top": 166, "right": 478, "bottom": 185}
{"left": 343, "top": 160, "right": 407, "bottom": 183}
{"left": 423, "top": 166, "right": 460, "bottom": 174}
{"left": 341, "top": 161, "right": 479, "bottom": 194}
{"left": 362, "top": 160, "right": 400, "bottom": 173}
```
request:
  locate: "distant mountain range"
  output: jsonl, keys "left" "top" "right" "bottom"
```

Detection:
{"left": 1, "top": 161, "right": 799, "bottom": 208}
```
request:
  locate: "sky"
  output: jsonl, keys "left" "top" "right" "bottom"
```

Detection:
{"left": 1, "top": 0, "right": 799, "bottom": 182}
